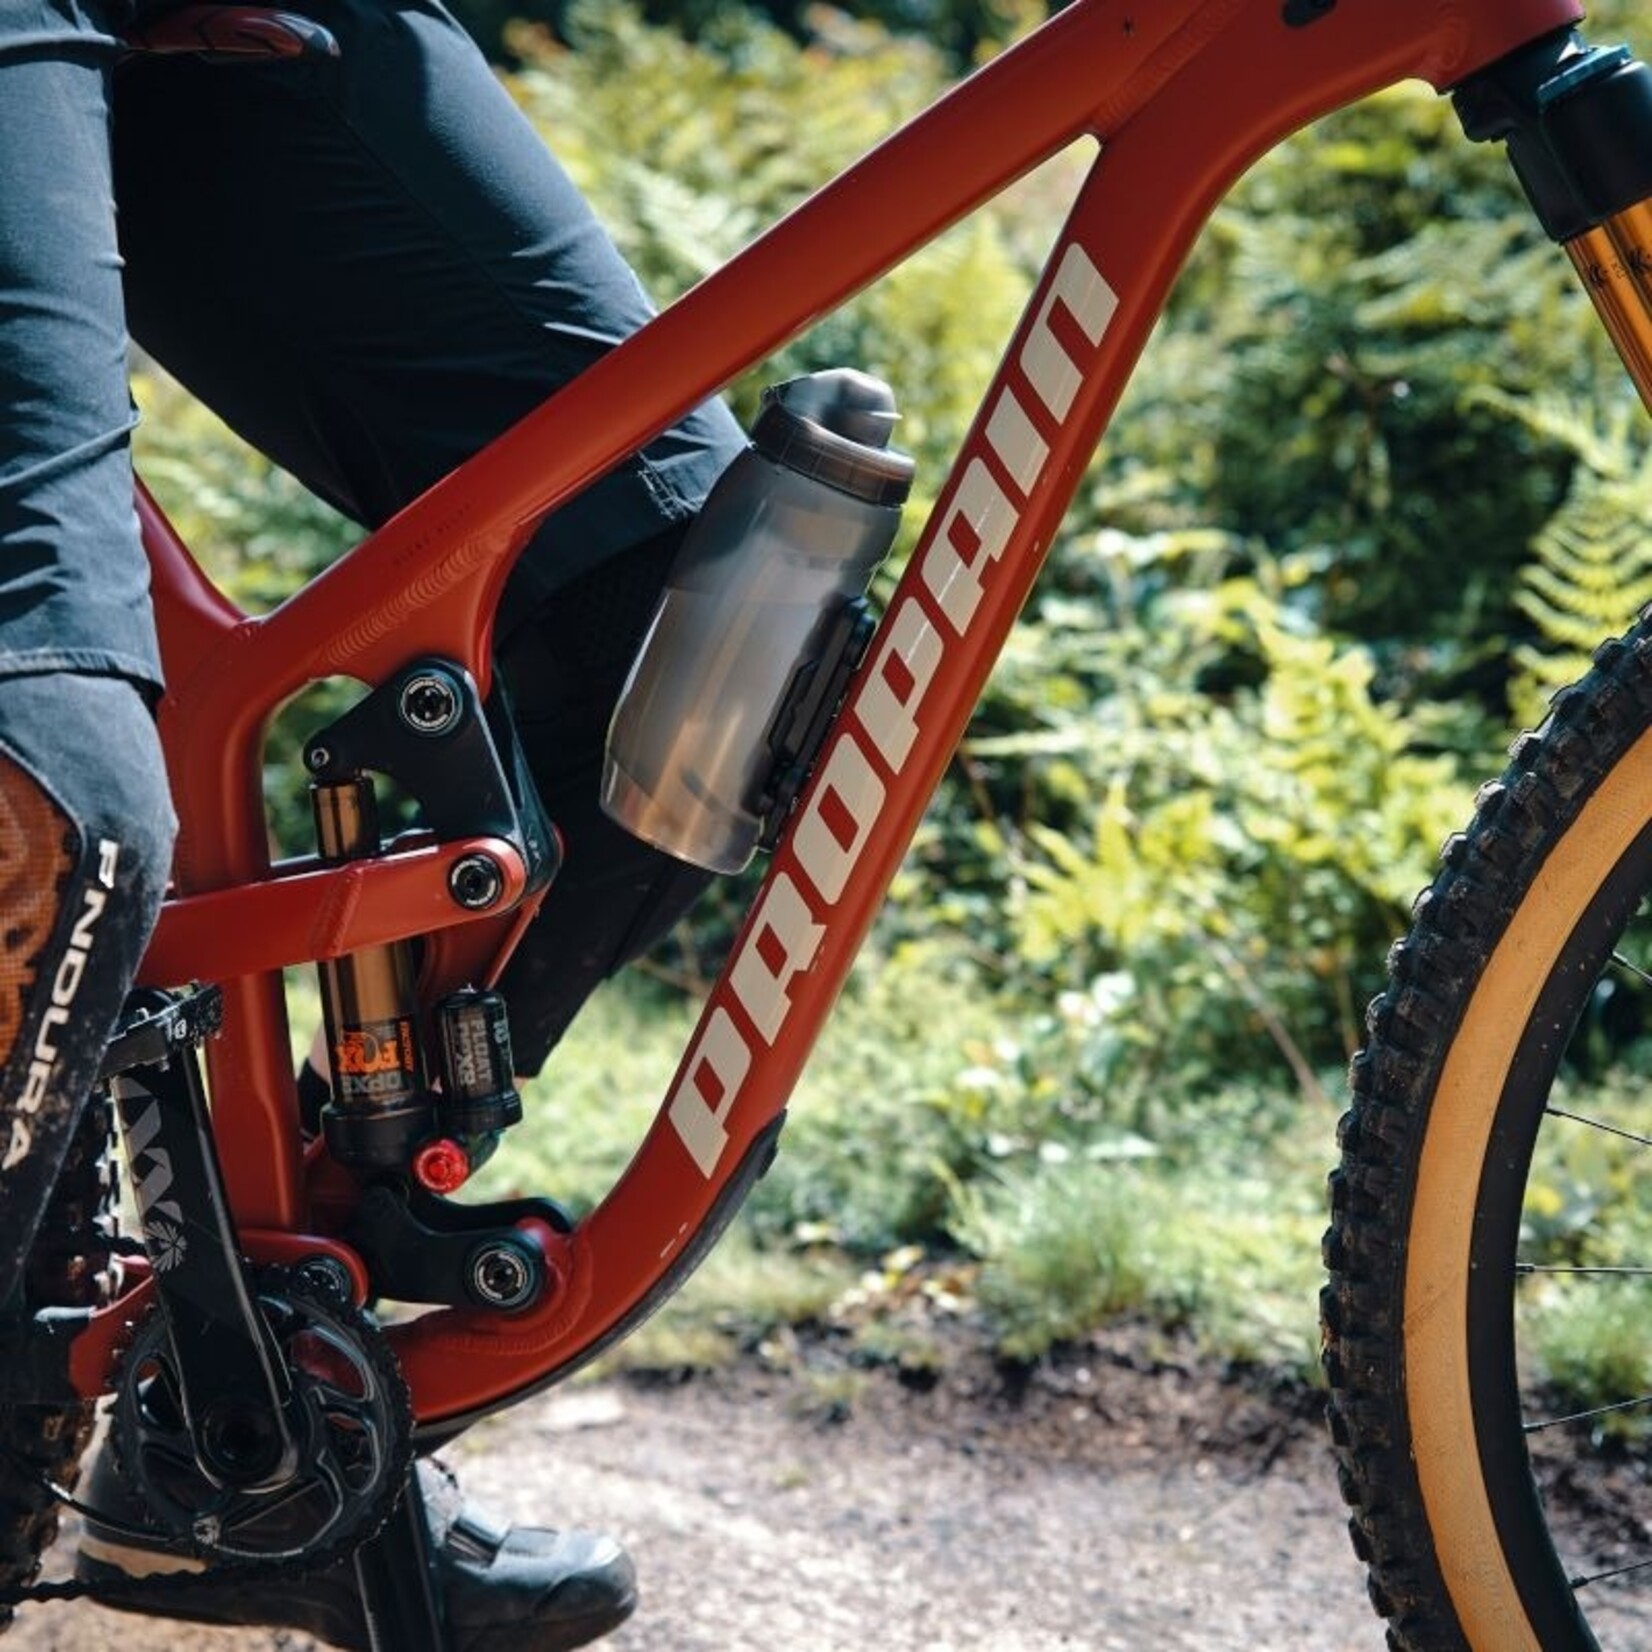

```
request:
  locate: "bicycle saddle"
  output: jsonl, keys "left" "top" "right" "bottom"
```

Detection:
{"left": 122, "top": 5, "right": 338, "bottom": 60}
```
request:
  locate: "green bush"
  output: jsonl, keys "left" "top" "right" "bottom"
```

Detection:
{"left": 951, "top": 1153, "right": 1325, "bottom": 1372}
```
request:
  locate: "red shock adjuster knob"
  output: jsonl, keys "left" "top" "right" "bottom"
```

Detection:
{"left": 412, "top": 1138, "right": 470, "bottom": 1195}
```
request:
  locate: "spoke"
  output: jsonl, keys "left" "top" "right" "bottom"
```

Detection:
{"left": 1544, "top": 1105, "right": 1652, "bottom": 1151}
{"left": 1575, "top": 1553, "right": 1652, "bottom": 1591}
{"left": 1525, "top": 1392, "right": 1652, "bottom": 1433}
{"left": 1610, "top": 949, "right": 1652, "bottom": 991}
{"left": 1518, "top": 1263, "right": 1652, "bottom": 1278}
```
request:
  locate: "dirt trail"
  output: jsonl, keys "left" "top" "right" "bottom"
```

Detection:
{"left": 6, "top": 1345, "right": 1391, "bottom": 1652}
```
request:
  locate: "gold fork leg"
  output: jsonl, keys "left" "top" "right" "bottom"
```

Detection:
{"left": 1567, "top": 201, "right": 1652, "bottom": 416}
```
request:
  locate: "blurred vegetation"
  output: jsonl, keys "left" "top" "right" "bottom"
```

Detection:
{"left": 448, "top": 0, "right": 1045, "bottom": 68}
{"left": 136, "top": 0, "right": 1652, "bottom": 1396}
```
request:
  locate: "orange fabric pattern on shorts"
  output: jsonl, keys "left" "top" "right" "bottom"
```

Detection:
{"left": 0, "top": 757, "right": 77, "bottom": 1072}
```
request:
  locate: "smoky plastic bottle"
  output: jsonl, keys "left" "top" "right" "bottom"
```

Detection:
{"left": 602, "top": 369, "right": 915, "bottom": 873}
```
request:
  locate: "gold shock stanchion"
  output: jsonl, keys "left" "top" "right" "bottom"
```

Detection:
{"left": 1566, "top": 197, "right": 1652, "bottom": 415}
{"left": 312, "top": 775, "right": 434, "bottom": 1171}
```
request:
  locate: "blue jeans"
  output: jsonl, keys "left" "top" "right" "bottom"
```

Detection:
{"left": 0, "top": 0, "right": 744, "bottom": 1273}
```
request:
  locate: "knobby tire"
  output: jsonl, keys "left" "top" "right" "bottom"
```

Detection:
{"left": 1326, "top": 617, "right": 1652, "bottom": 1651}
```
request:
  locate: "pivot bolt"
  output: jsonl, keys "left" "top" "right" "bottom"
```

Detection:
{"left": 295, "top": 1254, "right": 355, "bottom": 1307}
{"left": 306, "top": 745, "right": 332, "bottom": 773}
{"left": 467, "top": 1239, "right": 540, "bottom": 1310}
{"left": 398, "top": 671, "right": 463, "bottom": 736}
{"left": 448, "top": 853, "right": 505, "bottom": 910}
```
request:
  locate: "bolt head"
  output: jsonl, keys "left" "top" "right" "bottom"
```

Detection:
{"left": 295, "top": 1255, "right": 354, "bottom": 1306}
{"left": 399, "top": 671, "right": 462, "bottom": 735}
{"left": 448, "top": 854, "right": 505, "bottom": 910}
{"left": 413, "top": 1139, "right": 471, "bottom": 1195}
{"left": 467, "top": 1241, "right": 538, "bottom": 1310}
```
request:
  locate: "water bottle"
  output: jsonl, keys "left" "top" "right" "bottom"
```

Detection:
{"left": 602, "top": 369, "right": 915, "bottom": 873}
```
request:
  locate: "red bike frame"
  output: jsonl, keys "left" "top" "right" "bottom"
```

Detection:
{"left": 73, "top": 0, "right": 1585, "bottom": 1431}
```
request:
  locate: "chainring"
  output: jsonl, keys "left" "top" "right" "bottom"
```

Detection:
{"left": 110, "top": 1273, "right": 411, "bottom": 1569}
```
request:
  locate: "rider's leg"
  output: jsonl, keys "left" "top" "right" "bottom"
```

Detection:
{"left": 111, "top": 0, "right": 744, "bottom": 1079}
{"left": 0, "top": 677, "right": 176, "bottom": 1296}
{"left": 0, "top": 11, "right": 177, "bottom": 1609}
{"left": 0, "top": 2, "right": 177, "bottom": 1304}
{"left": 490, "top": 532, "right": 714, "bottom": 1069}
{"left": 78, "top": 6, "right": 736, "bottom": 1645}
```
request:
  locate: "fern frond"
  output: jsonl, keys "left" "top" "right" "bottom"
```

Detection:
{"left": 1510, "top": 426, "right": 1652, "bottom": 723}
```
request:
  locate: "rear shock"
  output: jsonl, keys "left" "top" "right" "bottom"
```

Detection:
{"left": 311, "top": 774, "right": 435, "bottom": 1173}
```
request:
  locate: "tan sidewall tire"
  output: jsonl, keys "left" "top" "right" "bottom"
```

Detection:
{"left": 1404, "top": 726, "right": 1652, "bottom": 1650}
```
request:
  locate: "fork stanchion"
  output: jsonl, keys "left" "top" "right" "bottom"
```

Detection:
{"left": 1566, "top": 215, "right": 1652, "bottom": 416}
{"left": 354, "top": 1467, "right": 450, "bottom": 1652}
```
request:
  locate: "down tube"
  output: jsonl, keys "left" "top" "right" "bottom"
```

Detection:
{"left": 386, "top": 138, "right": 1209, "bottom": 1423}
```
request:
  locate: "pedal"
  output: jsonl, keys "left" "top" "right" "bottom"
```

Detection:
{"left": 100, "top": 986, "right": 223, "bottom": 1081}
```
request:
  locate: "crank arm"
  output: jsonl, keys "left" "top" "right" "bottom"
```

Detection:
{"left": 109, "top": 990, "right": 301, "bottom": 1492}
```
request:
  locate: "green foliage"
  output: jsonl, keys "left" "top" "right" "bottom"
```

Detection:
{"left": 746, "top": 942, "right": 1018, "bottom": 1252}
{"left": 951, "top": 1154, "right": 1325, "bottom": 1371}
{"left": 916, "top": 535, "right": 1475, "bottom": 1110}
{"left": 1521, "top": 1067, "right": 1652, "bottom": 1432}
{"left": 1528, "top": 1287, "right": 1652, "bottom": 1439}
{"left": 1143, "top": 83, "right": 1588, "bottom": 668}
{"left": 450, "top": 0, "right": 1046, "bottom": 70}
{"left": 1489, "top": 400, "right": 1652, "bottom": 726}
{"left": 949, "top": 1161, "right": 1156, "bottom": 1357}
{"left": 501, "top": 2, "right": 1032, "bottom": 508}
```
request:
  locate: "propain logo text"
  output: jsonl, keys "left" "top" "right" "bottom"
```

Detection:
{"left": 671, "top": 243, "right": 1120, "bottom": 1178}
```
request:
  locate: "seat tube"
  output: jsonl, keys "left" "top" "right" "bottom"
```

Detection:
{"left": 1454, "top": 29, "right": 1652, "bottom": 414}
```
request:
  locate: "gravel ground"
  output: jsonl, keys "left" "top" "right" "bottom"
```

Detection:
{"left": 4, "top": 1345, "right": 1388, "bottom": 1652}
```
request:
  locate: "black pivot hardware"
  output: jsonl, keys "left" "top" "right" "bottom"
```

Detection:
{"left": 303, "top": 657, "right": 559, "bottom": 894}
{"left": 345, "top": 1181, "right": 572, "bottom": 1311}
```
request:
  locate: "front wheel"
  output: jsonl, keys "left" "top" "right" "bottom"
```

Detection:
{"left": 1325, "top": 620, "right": 1652, "bottom": 1651}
